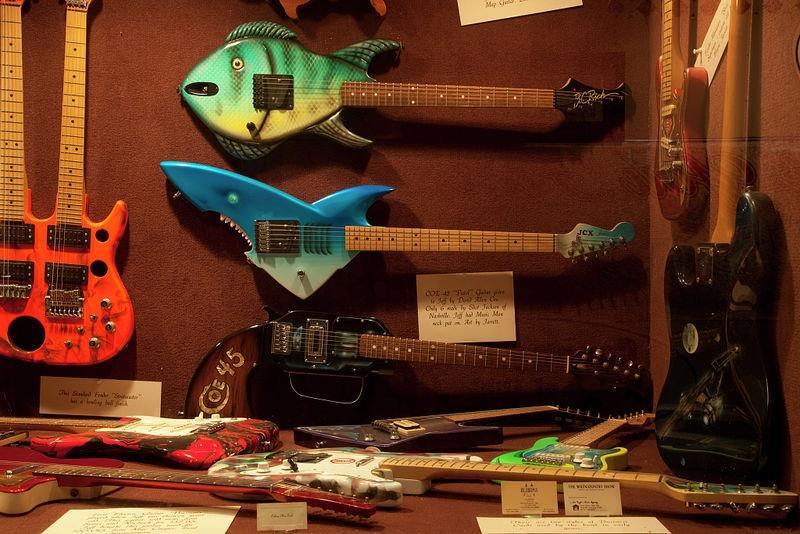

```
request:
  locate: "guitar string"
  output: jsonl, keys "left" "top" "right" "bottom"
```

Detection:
{"left": 1, "top": 9, "right": 10, "bottom": 293}
{"left": 285, "top": 329, "right": 637, "bottom": 377}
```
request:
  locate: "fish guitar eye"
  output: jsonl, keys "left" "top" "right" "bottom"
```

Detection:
{"left": 232, "top": 57, "right": 244, "bottom": 71}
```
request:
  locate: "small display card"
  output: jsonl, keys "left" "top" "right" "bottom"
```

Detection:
{"left": 501, "top": 481, "right": 559, "bottom": 515}
{"left": 563, "top": 482, "right": 622, "bottom": 516}
{"left": 457, "top": 0, "right": 583, "bottom": 26}
{"left": 416, "top": 271, "right": 516, "bottom": 343}
{"left": 257, "top": 502, "right": 308, "bottom": 532}
{"left": 42, "top": 506, "right": 239, "bottom": 534}
{"left": 694, "top": 0, "right": 731, "bottom": 83}
{"left": 40, "top": 376, "right": 162, "bottom": 417}
{"left": 476, "top": 516, "right": 671, "bottom": 534}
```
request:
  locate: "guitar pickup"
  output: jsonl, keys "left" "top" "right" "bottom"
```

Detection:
{"left": 304, "top": 319, "right": 328, "bottom": 364}
{"left": 45, "top": 263, "right": 89, "bottom": 286}
{"left": 255, "top": 220, "right": 300, "bottom": 254}
{"left": 0, "top": 221, "right": 34, "bottom": 246}
{"left": 695, "top": 245, "right": 715, "bottom": 286}
{"left": 47, "top": 224, "right": 90, "bottom": 250}
{"left": 0, "top": 260, "right": 34, "bottom": 299}
{"left": 253, "top": 74, "right": 294, "bottom": 110}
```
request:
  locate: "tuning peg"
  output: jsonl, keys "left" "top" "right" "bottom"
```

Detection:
{"left": 772, "top": 484, "right": 779, "bottom": 493}
{"left": 761, "top": 504, "right": 776, "bottom": 512}
{"left": 754, "top": 484, "right": 761, "bottom": 493}
{"left": 746, "top": 503, "right": 757, "bottom": 512}
{"left": 709, "top": 503, "right": 724, "bottom": 510}
{"left": 780, "top": 504, "right": 795, "bottom": 512}
{"left": 729, "top": 503, "right": 740, "bottom": 513}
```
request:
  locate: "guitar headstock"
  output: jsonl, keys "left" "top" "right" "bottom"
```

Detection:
{"left": 570, "top": 346, "right": 647, "bottom": 386}
{"left": 663, "top": 476, "right": 798, "bottom": 514}
{"left": 65, "top": 0, "right": 94, "bottom": 11}
{"left": 556, "top": 222, "right": 634, "bottom": 261}
{"left": 554, "top": 78, "right": 626, "bottom": 120}
{"left": 623, "top": 412, "right": 655, "bottom": 427}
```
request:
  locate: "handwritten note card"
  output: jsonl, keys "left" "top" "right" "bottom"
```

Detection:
{"left": 693, "top": 0, "right": 731, "bottom": 83}
{"left": 257, "top": 502, "right": 308, "bottom": 531}
{"left": 40, "top": 376, "right": 162, "bottom": 417}
{"left": 457, "top": 0, "right": 582, "bottom": 26}
{"left": 477, "top": 516, "right": 671, "bottom": 534}
{"left": 42, "top": 506, "right": 239, "bottom": 534}
{"left": 416, "top": 271, "right": 516, "bottom": 343}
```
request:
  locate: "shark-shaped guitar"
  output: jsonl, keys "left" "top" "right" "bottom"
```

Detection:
{"left": 179, "top": 21, "right": 626, "bottom": 160}
{"left": 163, "top": 161, "right": 634, "bottom": 299}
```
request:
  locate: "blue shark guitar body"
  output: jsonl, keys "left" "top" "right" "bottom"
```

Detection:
{"left": 162, "top": 161, "right": 392, "bottom": 299}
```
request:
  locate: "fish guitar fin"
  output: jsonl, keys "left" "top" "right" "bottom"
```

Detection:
{"left": 330, "top": 39, "right": 401, "bottom": 71}
{"left": 308, "top": 111, "right": 372, "bottom": 148}
{"left": 214, "top": 134, "right": 278, "bottom": 160}
{"left": 226, "top": 21, "right": 296, "bottom": 42}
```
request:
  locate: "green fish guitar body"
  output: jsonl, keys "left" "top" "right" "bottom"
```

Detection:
{"left": 181, "top": 22, "right": 625, "bottom": 160}
{"left": 492, "top": 437, "right": 629, "bottom": 471}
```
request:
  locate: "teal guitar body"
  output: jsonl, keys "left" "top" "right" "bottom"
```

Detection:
{"left": 162, "top": 161, "right": 392, "bottom": 299}
{"left": 180, "top": 22, "right": 625, "bottom": 160}
{"left": 491, "top": 437, "right": 629, "bottom": 471}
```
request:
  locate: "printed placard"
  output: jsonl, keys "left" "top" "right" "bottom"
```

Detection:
{"left": 40, "top": 376, "right": 162, "bottom": 417}
{"left": 693, "top": 0, "right": 731, "bottom": 82}
{"left": 42, "top": 506, "right": 239, "bottom": 534}
{"left": 457, "top": 0, "right": 582, "bottom": 26}
{"left": 563, "top": 482, "right": 622, "bottom": 516}
{"left": 416, "top": 271, "right": 516, "bottom": 343}
{"left": 477, "top": 516, "right": 671, "bottom": 534}
{"left": 257, "top": 502, "right": 307, "bottom": 531}
{"left": 501, "top": 481, "right": 558, "bottom": 515}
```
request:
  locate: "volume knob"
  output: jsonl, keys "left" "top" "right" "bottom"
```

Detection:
{"left": 104, "top": 321, "right": 116, "bottom": 332}
{"left": 100, "top": 298, "right": 112, "bottom": 309}
{"left": 88, "top": 337, "right": 100, "bottom": 349}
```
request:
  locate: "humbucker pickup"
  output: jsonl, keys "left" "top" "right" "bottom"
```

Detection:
{"left": 44, "top": 263, "right": 89, "bottom": 286}
{"left": 253, "top": 74, "right": 294, "bottom": 111}
{"left": 304, "top": 319, "right": 328, "bottom": 364}
{"left": 47, "top": 224, "right": 90, "bottom": 250}
{"left": 0, "top": 260, "right": 34, "bottom": 299}
{"left": 255, "top": 220, "right": 300, "bottom": 254}
{"left": 0, "top": 221, "right": 35, "bottom": 246}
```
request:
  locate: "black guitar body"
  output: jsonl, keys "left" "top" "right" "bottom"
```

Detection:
{"left": 656, "top": 190, "right": 778, "bottom": 482}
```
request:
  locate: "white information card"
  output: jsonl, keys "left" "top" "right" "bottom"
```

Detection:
{"left": 40, "top": 376, "right": 162, "bottom": 417}
{"left": 457, "top": 0, "right": 582, "bottom": 26}
{"left": 477, "top": 516, "right": 671, "bottom": 534}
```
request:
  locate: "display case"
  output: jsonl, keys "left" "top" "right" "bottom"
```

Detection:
{"left": 0, "top": 0, "right": 798, "bottom": 532}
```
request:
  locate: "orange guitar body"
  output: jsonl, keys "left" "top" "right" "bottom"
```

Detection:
{"left": 0, "top": 191, "right": 133, "bottom": 364}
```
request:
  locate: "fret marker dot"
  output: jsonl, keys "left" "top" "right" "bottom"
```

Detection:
{"left": 411, "top": 100, "right": 416, "bottom": 104}
{"left": 528, "top": 359, "right": 532, "bottom": 363}
{"left": 502, "top": 357, "right": 506, "bottom": 362}
{"left": 372, "top": 345, "right": 377, "bottom": 349}
{"left": 430, "top": 356, "right": 435, "bottom": 361}
{"left": 388, "top": 93, "right": 392, "bottom": 97}
{"left": 383, "top": 346, "right": 387, "bottom": 350}
{"left": 374, "top": 92, "right": 377, "bottom": 96}
{"left": 351, "top": 92, "right": 354, "bottom": 96}
{"left": 458, "top": 353, "right": 462, "bottom": 357}
{"left": 407, "top": 348, "right": 412, "bottom": 353}
{"left": 394, "top": 347, "right": 399, "bottom": 351}
{"left": 479, "top": 355, "right": 483, "bottom": 359}
{"left": 514, "top": 96, "right": 517, "bottom": 100}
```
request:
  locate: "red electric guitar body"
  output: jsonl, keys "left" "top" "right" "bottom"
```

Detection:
{"left": 0, "top": 0, "right": 133, "bottom": 364}
{"left": 655, "top": 0, "right": 709, "bottom": 221}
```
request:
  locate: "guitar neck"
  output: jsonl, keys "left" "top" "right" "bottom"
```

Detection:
{"left": 359, "top": 334, "right": 571, "bottom": 374}
{"left": 33, "top": 464, "right": 375, "bottom": 517}
{"left": 660, "top": 0, "right": 683, "bottom": 105}
{"left": 341, "top": 81, "right": 556, "bottom": 109}
{"left": 345, "top": 226, "right": 556, "bottom": 253}
{"left": 56, "top": 5, "right": 89, "bottom": 226}
{"left": 444, "top": 405, "right": 559, "bottom": 424}
{"left": 710, "top": 0, "right": 753, "bottom": 244}
{"left": 562, "top": 418, "right": 629, "bottom": 447}
{"left": 0, "top": 2, "right": 28, "bottom": 219}
{"left": 378, "top": 457, "right": 799, "bottom": 508}
{"left": 0, "top": 416, "right": 124, "bottom": 433}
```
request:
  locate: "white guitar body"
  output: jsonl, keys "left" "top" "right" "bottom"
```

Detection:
{"left": 207, "top": 448, "right": 481, "bottom": 507}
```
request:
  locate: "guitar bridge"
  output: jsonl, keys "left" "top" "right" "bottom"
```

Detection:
{"left": 271, "top": 321, "right": 292, "bottom": 355}
{"left": 253, "top": 74, "right": 294, "bottom": 110}
{"left": 0, "top": 260, "right": 34, "bottom": 299}
{"left": 304, "top": 319, "right": 328, "bottom": 364}
{"left": 255, "top": 220, "right": 300, "bottom": 254}
{"left": 45, "top": 288, "right": 84, "bottom": 318}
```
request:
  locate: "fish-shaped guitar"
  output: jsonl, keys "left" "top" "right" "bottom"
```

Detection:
{"left": 163, "top": 161, "right": 634, "bottom": 299}
{"left": 179, "top": 21, "right": 626, "bottom": 160}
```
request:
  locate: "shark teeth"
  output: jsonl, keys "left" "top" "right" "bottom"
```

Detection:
{"left": 219, "top": 214, "right": 252, "bottom": 247}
